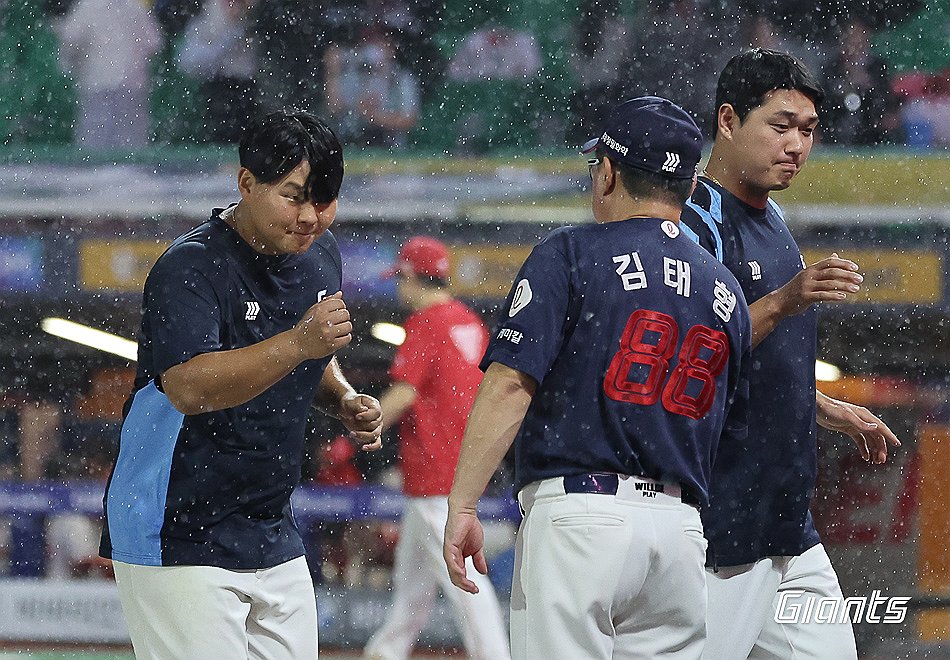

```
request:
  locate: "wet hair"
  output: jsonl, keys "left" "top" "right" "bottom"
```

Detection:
{"left": 596, "top": 147, "right": 694, "bottom": 206}
{"left": 714, "top": 49, "right": 825, "bottom": 133}
{"left": 239, "top": 110, "right": 344, "bottom": 203}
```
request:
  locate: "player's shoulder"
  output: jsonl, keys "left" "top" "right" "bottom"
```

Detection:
{"left": 309, "top": 229, "right": 342, "bottom": 272}
{"left": 684, "top": 177, "right": 717, "bottom": 214}
{"left": 156, "top": 220, "right": 227, "bottom": 273}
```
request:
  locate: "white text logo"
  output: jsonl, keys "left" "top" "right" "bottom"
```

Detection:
{"left": 661, "top": 152, "right": 680, "bottom": 173}
{"left": 663, "top": 257, "right": 691, "bottom": 298}
{"left": 601, "top": 132, "right": 629, "bottom": 156}
{"left": 245, "top": 301, "right": 260, "bottom": 321}
{"left": 774, "top": 590, "right": 911, "bottom": 625}
{"left": 749, "top": 261, "right": 762, "bottom": 281}
{"left": 712, "top": 280, "right": 737, "bottom": 322}
{"left": 613, "top": 252, "right": 647, "bottom": 291}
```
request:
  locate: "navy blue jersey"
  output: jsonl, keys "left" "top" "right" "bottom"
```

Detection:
{"left": 681, "top": 177, "right": 821, "bottom": 567}
{"left": 482, "top": 218, "right": 751, "bottom": 506}
{"left": 100, "top": 208, "right": 341, "bottom": 569}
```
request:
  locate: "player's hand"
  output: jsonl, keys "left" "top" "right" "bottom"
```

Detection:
{"left": 817, "top": 394, "right": 901, "bottom": 464}
{"left": 776, "top": 253, "right": 863, "bottom": 316}
{"left": 443, "top": 505, "right": 488, "bottom": 594}
{"left": 339, "top": 392, "right": 383, "bottom": 451}
{"left": 294, "top": 292, "right": 352, "bottom": 360}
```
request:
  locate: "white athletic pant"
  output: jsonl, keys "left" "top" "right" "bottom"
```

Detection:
{"left": 113, "top": 556, "right": 318, "bottom": 660}
{"left": 511, "top": 476, "right": 707, "bottom": 660}
{"left": 703, "top": 543, "right": 857, "bottom": 660}
{"left": 363, "top": 496, "right": 511, "bottom": 660}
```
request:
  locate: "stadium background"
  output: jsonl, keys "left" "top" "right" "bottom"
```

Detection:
{"left": 1, "top": 0, "right": 949, "bottom": 657}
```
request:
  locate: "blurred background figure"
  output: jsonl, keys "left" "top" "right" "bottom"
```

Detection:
{"left": 325, "top": 25, "right": 420, "bottom": 149}
{"left": 363, "top": 236, "right": 510, "bottom": 660}
{"left": 54, "top": 0, "right": 162, "bottom": 149}
{"left": 820, "top": 16, "right": 902, "bottom": 145}
{"left": 177, "top": 0, "right": 261, "bottom": 144}
{"left": 569, "top": 0, "right": 634, "bottom": 142}
{"left": 625, "top": 0, "right": 729, "bottom": 136}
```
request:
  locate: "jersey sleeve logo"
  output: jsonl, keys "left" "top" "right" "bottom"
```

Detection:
{"left": 509, "top": 279, "right": 533, "bottom": 317}
{"left": 712, "top": 280, "right": 737, "bottom": 322}
{"left": 245, "top": 301, "right": 260, "bottom": 321}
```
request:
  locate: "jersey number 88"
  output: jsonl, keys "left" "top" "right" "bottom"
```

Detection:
{"left": 603, "top": 309, "right": 729, "bottom": 420}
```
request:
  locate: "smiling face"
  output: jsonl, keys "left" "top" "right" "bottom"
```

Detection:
{"left": 235, "top": 159, "right": 338, "bottom": 255}
{"left": 724, "top": 88, "right": 818, "bottom": 196}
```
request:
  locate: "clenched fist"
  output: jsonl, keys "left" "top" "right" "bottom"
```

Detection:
{"left": 294, "top": 292, "right": 352, "bottom": 360}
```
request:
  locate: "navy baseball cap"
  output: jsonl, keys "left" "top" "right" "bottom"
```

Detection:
{"left": 581, "top": 96, "right": 702, "bottom": 180}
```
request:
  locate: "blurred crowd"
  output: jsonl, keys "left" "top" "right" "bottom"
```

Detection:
{"left": 1, "top": 0, "right": 948, "bottom": 151}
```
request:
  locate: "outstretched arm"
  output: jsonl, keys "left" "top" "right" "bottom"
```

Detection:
{"left": 816, "top": 390, "right": 901, "bottom": 464}
{"left": 444, "top": 362, "right": 536, "bottom": 594}
{"left": 750, "top": 254, "right": 862, "bottom": 348}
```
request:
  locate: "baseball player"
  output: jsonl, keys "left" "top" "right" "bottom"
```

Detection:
{"left": 99, "top": 110, "right": 383, "bottom": 659}
{"left": 679, "top": 49, "right": 901, "bottom": 659}
{"left": 363, "top": 236, "right": 510, "bottom": 660}
{"left": 443, "top": 96, "right": 752, "bottom": 659}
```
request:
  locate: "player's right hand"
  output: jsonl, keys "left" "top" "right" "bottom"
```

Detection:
{"left": 294, "top": 292, "right": 352, "bottom": 359}
{"left": 778, "top": 253, "right": 863, "bottom": 316}
{"left": 443, "top": 508, "right": 488, "bottom": 594}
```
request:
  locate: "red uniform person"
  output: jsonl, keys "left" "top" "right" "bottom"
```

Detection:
{"left": 364, "top": 237, "right": 510, "bottom": 660}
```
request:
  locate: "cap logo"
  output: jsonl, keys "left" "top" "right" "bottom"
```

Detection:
{"left": 661, "top": 152, "right": 680, "bottom": 173}
{"left": 601, "top": 132, "right": 628, "bottom": 156}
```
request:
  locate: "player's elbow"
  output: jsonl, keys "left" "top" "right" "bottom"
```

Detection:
{"left": 162, "top": 384, "right": 209, "bottom": 416}
{"left": 160, "top": 365, "right": 215, "bottom": 415}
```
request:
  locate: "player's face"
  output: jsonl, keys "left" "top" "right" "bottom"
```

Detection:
{"left": 396, "top": 272, "right": 422, "bottom": 308}
{"left": 238, "top": 159, "right": 338, "bottom": 255}
{"left": 731, "top": 89, "right": 818, "bottom": 192}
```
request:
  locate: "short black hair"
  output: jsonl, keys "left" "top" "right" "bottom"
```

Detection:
{"left": 596, "top": 147, "right": 694, "bottom": 206}
{"left": 715, "top": 49, "right": 824, "bottom": 133}
{"left": 239, "top": 110, "right": 344, "bottom": 203}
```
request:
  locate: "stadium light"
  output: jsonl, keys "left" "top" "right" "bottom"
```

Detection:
{"left": 371, "top": 322, "right": 406, "bottom": 346}
{"left": 40, "top": 317, "right": 138, "bottom": 362}
{"left": 815, "top": 359, "right": 842, "bottom": 382}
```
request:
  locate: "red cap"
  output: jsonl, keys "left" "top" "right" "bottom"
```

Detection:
{"left": 383, "top": 236, "right": 451, "bottom": 279}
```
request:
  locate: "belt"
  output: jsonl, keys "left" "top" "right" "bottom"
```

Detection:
{"left": 563, "top": 472, "right": 700, "bottom": 506}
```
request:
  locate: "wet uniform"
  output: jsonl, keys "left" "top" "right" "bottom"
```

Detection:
{"left": 100, "top": 207, "right": 341, "bottom": 658}
{"left": 681, "top": 177, "right": 857, "bottom": 659}
{"left": 482, "top": 217, "right": 751, "bottom": 658}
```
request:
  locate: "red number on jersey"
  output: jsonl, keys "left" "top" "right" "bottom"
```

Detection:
{"left": 603, "top": 310, "right": 729, "bottom": 419}
{"left": 603, "top": 310, "right": 678, "bottom": 405}
{"left": 662, "top": 325, "right": 730, "bottom": 419}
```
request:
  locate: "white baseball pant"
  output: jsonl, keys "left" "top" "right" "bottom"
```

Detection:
{"left": 113, "top": 555, "right": 318, "bottom": 659}
{"left": 363, "top": 496, "right": 510, "bottom": 660}
{"left": 703, "top": 543, "right": 857, "bottom": 659}
{"left": 511, "top": 475, "right": 707, "bottom": 660}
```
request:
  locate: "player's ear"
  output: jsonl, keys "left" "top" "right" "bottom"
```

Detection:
{"left": 237, "top": 167, "right": 257, "bottom": 199}
{"left": 717, "top": 103, "right": 738, "bottom": 140}
{"left": 601, "top": 157, "right": 618, "bottom": 195}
